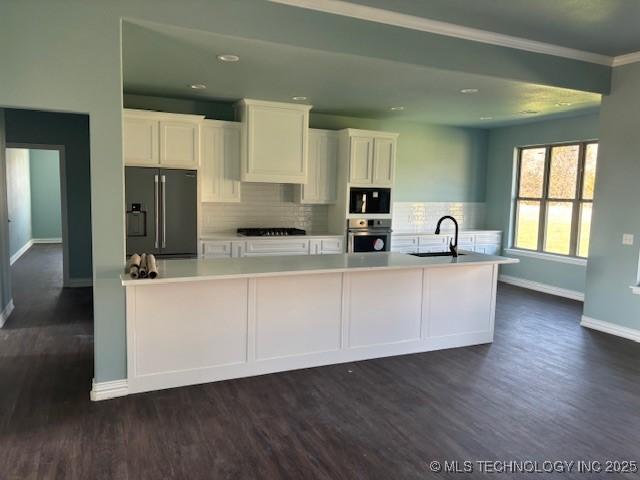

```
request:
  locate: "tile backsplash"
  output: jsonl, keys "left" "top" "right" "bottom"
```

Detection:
{"left": 392, "top": 202, "right": 486, "bottom": 233}
{"left": 201, "top": 183, "right": 329, "bottom": 234}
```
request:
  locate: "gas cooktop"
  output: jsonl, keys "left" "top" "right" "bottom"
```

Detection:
{"left": 237, "top": 228, "right": 306, "bottom": 237}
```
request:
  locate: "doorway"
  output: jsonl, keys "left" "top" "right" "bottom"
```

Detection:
{"left": 5, "top": 145, "right": 69, "bottom": 287}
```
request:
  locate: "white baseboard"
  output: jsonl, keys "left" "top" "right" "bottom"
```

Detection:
{"left": 499, "top": 274, "right": 585, "bottom": 301}
{"left": 10, "top": 240, "right": 33, "bottom": 265}
{"left": 64, "top": 277, "right": 93, "bottom": 288}
{"left": 0, "top": 299, "right": 15, "bottom": 328}
{"left": 90, "top": 378, "right": 129, "bottom": 401}
{"left": 580, "top": 315, "right": 640, "bottom": 343}
{"left": 33, "top": 238, "right": 62, "bottom": 244}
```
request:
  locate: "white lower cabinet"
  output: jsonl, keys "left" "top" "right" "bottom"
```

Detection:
{"left": 309, "top": 237, "right": 344, "bottom": 255}
{"left": 391, "top": 231, "right": 502, "bottom": 255}
{"left": 202, "top": 236, "right": 344, "bottom": 258}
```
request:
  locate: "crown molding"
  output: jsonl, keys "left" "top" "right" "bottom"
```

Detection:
{"left": 612, "top": 51, "right": 640, "bottom": 67}
{"left": 270, "top": 0, "right": 625, "bottom": 66}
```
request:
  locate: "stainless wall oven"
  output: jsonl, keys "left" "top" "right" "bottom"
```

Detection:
{"left": 349, "top": 187, "right": 391, "bottom": 215}
{"left": 347, "top": 218, "right": 392, "bottom": 253}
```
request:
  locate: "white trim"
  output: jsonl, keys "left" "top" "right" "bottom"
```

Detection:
{"left": 269, "top": 0, "right": 612, "bottom": 66}
{"left": 9, "top": 240, "right": 33, "bottom": 265}
{"left": 0, "top": 299, "right": 15, "bottom": 328}
{"left": 612, "top": 51, "right": 640, "bottom": 67}
{"left": 580, "top": 315, "right": 640, "bottom": 343}
{"left": 630, "top": 285, "right": 640, "bottom": 295}
{"left": 499, "top": 274, "right": 584, "bottom": 301}
{"left": 32, "top": 237, "right": 62, "bottom": 244}
{"left": 64, "top": 277, "right": 93, "bottom": 288}
{"left": 90, "top": 379, "right": 129, "bottom": 401}
{"left": 504, "top": 248, "right": 587, "bottom": 266}
{"left": 6, "top": 143, "right": 72, "bottom": 287}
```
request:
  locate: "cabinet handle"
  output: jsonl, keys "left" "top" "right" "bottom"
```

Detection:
{"left": 154, "top": 175, "right": 159, "bottom": 249}
{"left": 161, "top": 175, "right": 166, "bottom": 248}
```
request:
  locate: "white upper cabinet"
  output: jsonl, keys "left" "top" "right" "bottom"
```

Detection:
{"left": 123, "top": 114, "right": 159, "bottom": 166}
{"left": 372, "top": 137, "right": 395, "bottom": 185}
{"left": 159, "top": 120, "right": 200, "bottom": 168}
{"left": 298, "top": 129, "right": 338, "bottom": 204}
{"left": 236, "top": 99, "right": 312, "bottom": 184}
{"left": 349, "top": 136, "right": 374, "bottom": 185}
{"left": 344, "top": 129, "right": 398, "bottom": 186}
{"left": 123, "top": 109, "right": 203, "bottom": 169}
{"left": 200, "top": 120, "right": 241, "bottom": 203}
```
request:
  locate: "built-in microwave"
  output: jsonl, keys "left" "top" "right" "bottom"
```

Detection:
{"left": 349, "top": 187, "right": 391, "bottom": 215}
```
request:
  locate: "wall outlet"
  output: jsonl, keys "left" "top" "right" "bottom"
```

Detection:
{"left": 622, "top": 233, "right": 634, "bottom": 245}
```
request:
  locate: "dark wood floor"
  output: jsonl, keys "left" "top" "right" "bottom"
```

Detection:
{"left": 1, "top": 245, "right": 639, "bottom": 479}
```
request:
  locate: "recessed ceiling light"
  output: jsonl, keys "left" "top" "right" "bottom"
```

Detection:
{"left": 390, "top": 106, "right": 405, "bottom": 111}
{"left": 479, "top": 116, "right": 493, "bottom": 120}
{"left": 555, "top": 102, "right": 572, "bottom": 107}
{"left": 460, "top": 88, "right": 479, "bottom": 94}
{"left": 291, "top": 96, "right": 308, "bottom": 101}
{"left": 217, "top": 54, "right": 240, "bottom": 62}
{"left": 189, "top": 84, "right": 207, "bottom": 90}
{"left": 519, "top": 110, "right": 539, "bottom": 115}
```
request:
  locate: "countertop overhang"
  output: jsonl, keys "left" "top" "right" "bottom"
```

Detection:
{"left": 122, "top": 252, "right": 518, "bottom": 286}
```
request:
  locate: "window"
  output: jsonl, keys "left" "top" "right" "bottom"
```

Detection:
{"left": 513, "top": 141, "right": 598, "bottom": 258}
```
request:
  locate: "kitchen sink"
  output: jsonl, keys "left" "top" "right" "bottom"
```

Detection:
{"left": 408, "top": 252, "right": 466, "bottom": 257}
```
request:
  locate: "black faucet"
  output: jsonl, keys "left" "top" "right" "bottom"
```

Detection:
{"left": 435, "top": 216, "right": 459, "bottom": 257}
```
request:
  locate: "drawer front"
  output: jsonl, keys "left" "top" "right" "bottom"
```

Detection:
{"left": 475, "top": 232, "right": 502, "bottom": 245}
{"left": 202, "top": 241, "right": 232, "bottom": 258}
{"left": 418, "top": 234, "right": 449, "bottom": 247}
{"left": 474, "top": 244, "right": 501, "bottom": 255}
{"left": 245, "top": 239, "right": 310, "bottom": 256}
{"left": 391, "top": 236, "right": 419, "bottom": 248}
{"left": 320, "top": 238, "right": 343, "bottom": 253}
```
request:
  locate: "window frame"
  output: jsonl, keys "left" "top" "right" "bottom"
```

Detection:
{"left": 513, "top": 140, "right": 597, "bottom": 259}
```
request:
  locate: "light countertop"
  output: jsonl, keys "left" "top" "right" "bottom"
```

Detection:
{"left": 122, "top": 251, "right": 518, "bottom": 286}
{"left": 392, "top": 230, "right": 501, "bottom": 235}
{"left": 200, "top": 232, "right": 344, "bottom": 241}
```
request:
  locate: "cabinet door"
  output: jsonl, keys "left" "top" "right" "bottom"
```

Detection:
{"left": 319, "top": 134, "right": 338, "bottom": 203}
{"left": 200, "top": 124, "right": 221, "bottom": 202}
{"left": 309, "top": 239, "right": 321, "bottom": 255}
{"left": 231, "top": 241, "right": 246, "bottom": 258}
{"left": 220, "top": 125, "right": 241, "bottom": 202}
{"left": 372, "top": 137, "right": 395, "bottom": 185}
{"left": 302, "top": 132, "right": 321, "bottom": 202}
{"left": 243, "top": 103, "right": 308, "bottom": 183}
{"left": 124, "top": 116, "right": 159, "bottom": 165}
{"left": 159, "top": 120, "right": 200, "bottom": 168}
{"left": 320, "top": 238, "right": 343, "bottom": 254}
{"left": 202, "top": 241, "right": 232, "bottom": 258}
{"left": 349, "top": 136, "right": 373, "bottom": 185}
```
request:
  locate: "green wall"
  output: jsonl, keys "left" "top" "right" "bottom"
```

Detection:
{"left": 6, "top": 148, "right": 31, "bottom": 258}
{"left": 0, "top": 0, "right": 615, "bottom": 383}
{"left": 583, "top": 63, "right": 640, "bottom": 330}
{"left": 5, "top": 110, "right": 92, "bottom": 281}
{"left": 485, "top": 113, "right": 600, "bottom": 293}
{"left": 29, "top": 150, "right": 62, "bottom": 240}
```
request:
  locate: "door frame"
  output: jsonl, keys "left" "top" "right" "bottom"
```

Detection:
{"left": 5, "top": 143, "right": 71, "bottom": 287}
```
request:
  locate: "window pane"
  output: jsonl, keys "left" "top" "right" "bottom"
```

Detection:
{"left": 518, "top": 148, "right": 546, "bottom": 198}
{"left": 544, "top": 202, "right": 573, "bottom": 255}
{"left": 515, "top": 200, "right": 540, "bottom": 250}
{"left": 582, "top": 143, "right": 598, "bottom": 200}
{"left": 548, "top": 145, "right": 579, "bottom": 199}
{"left": 578, "top": 203, "right": 592, "bottom": 257}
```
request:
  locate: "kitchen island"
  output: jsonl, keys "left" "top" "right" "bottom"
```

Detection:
{"left": 122, "top": 252, "right": 517, "bottom": 395}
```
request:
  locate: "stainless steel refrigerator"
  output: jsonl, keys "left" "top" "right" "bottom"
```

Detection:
{"left": 125, "top": 167, "right": 197, "bottom": 258}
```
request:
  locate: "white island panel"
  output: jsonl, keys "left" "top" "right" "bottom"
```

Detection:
{"left": 348, "top": 269, "right": 423, "bottom": 348}
{"left": 255, "top": 273, "right": 343, "bottom": 360}
{"left": 129, "top": 279, "right": 248, "bottom": 377}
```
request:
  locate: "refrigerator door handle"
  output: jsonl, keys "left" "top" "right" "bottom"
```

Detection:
{"left": 154, "top": 175, "right": 159, "bottom": 249}
{"left": 161, "top": 175, "right": 167, "bottom": 248}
